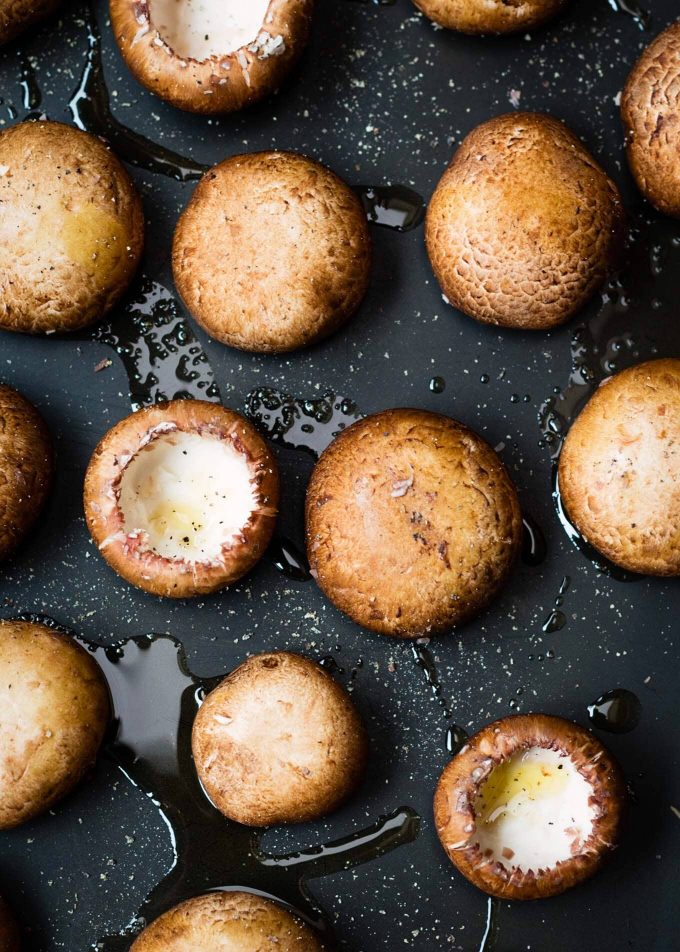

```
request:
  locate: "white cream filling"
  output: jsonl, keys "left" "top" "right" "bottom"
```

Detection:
{"left": 473, "top": 748, "right": 596, "bottom": 873}
{"left": 149, "top": 0, "right": 272, "bottom": 60}
{"left": 118, "top": 431, "right": 257, "bottom": 563}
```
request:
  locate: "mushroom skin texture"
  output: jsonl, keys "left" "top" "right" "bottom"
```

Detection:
{"left": 413, "top": 0, "right": 568, "bottom": 34}
{"left": 558, "top": 358, "right": 680, "bottom": 576}
{"left": 0, "top": 894, "right": 20, "bottom": 951}
{"left": 0, "top": 619, "right": 110, "bottom": 830}
{"left": 305, "top": 409, "right": 522, "bottom": 638}
{"left": 0, "top": 0, "right": 60, "bottom": 46}
{"left": 84, "top": 400, "right": 279, "bottom": 598}
{"left": 0, "top": 122, "right": 143, "bottom": 335}
{"left": 110, "top": 0, "right": 315, "bottom": 115}
{"left": 0, "top": 384, "right": 53, "bottom": 562}
{"left": 173, "top": 151, "right": 371, "bottom": 353}
{"left": 130, "top": 891, "right": 324, "bottom": 951}
{"left": 434, "top": 714, "right": 626, "bottom": 900}
{"left": 621, "top": 22, "right": 680, "bottom": 217}
{"left": 192, "top": 652, "right": 368, "bottom": 826}
{"left": 425, "top": 113, "right": 626, "bottom": 330}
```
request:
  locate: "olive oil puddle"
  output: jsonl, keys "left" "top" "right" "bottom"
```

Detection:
{"left": 15, "top": 613, "right": 420, "bottom": 949}
{"left": 69, "top": 0, "right": 209, "bottom": 182}
{"left": 588, "top": 688, "right": 642, "bottom": 734}
{"left": 77, "top": 277, "right": 221, "bottom": 412}
{"left": 538, "top": 214, "right": 680, "bottom": 582}
{"left": 357, "top": 185, "right": 425, "bottom": 232}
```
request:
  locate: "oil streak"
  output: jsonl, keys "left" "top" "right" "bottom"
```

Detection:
{"left": 85, "top": 277, "right": 221, "bottom": 412}
{"left": 588, "top": 688, "right": 642, "bottom": 734}
{"left": 479, "top": 896, "right": 501, "bottom": 952}
{"left": 14, "top": 615, "right": 419, "bottom": 948}
{"left": 19, "top": 55, "right": 41, "bottom": 112}
{"left": 410, "top": 643, "right": 468, "bottom": 756}
{"left": 245, "top": 387, "right": 364, "bottom": 457}
{"left": 608, "top": 0, "right": 651, "bottom": 30}
{"left": 521, "top": 514, "right": 547, "bottom": 567}
{"left": 69, "top": 0, "right": 208, "bottom": 182}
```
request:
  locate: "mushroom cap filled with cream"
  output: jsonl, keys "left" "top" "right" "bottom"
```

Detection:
{"left": 110, "top": 0, "right": 315, "bottom": 114}
{"left": 84, "top": 400, "right": 279, "bottom": 598}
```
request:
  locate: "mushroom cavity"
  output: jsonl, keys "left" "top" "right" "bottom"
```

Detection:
{"left": 472, "top": 748, "right": 596, "bottom": 873}
{"left": 118, "top": 430, "right": 258, "bottom": 563}
{"left": 149, "top": 0, "right": 274, "bottom": 61}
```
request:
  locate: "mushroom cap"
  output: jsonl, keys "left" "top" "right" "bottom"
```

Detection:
{"left": 412, "top": 0, "right": 569, "bottom": 34}
{"left": 425, "top": 112, "right": 625, "bottom": 330}
{"left": 192, "top": 652, "right": 368, "bottom": 826}
{"left": 0, "top": 121, "right": 144, "bottom": 335}
{"left": 0, "top": 894, "right": 20, "bottom": 951}
{"left": 0, "top": 0, "right": 60, "bottom": 46}
{"left": 434, "top": 713, "right": 626, "bottom": 900}
{"left": 621, "top": 21, "right": 680, "bottom": 217}
{"left": 130, "top": 891, "right": 324, "bottom": 951}
{"left": 0, "top": 619, "right": 110, "bottom": 830}
{"left": 84, "top": 400, "right": 280, "bottom": 598}
{"left": 172, "top": 151, "right": 371, "bottom": 353}
{"left": 305, "top": 408, "right": 522, "bottom": 638}
{"left": 110, "top": 0, "right": 315, "bottom": 115}
{"left": 0, "top": 384, "right": 53, "bottom": 561}
{"left": 558, "top": 358, "right": 680, "bottom": 576}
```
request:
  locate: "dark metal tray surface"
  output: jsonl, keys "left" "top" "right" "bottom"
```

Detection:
{"left": 1, "top": 0, "right": 679, "bottom": 950}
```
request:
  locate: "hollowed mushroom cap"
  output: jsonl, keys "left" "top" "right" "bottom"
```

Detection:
{"left": 434, "top": 713, "right": 626, "bottom": 900}
{"left": 192, "top": 652, "right": 368, "bottom": 826}
{"left": 558, "top": 358, "right": 680, "bottom": 576}
{"left": 0, "top": 121, "right": 143, "bottom": 335}
{"left": 0, "top": 619, "right": 110, "bottom": 830}
{"left": 412, "top": 0, "right": 569, "bottom": 34}
{"left": 622, "top": 22, "right": 680, "bottom": 217}
{"left": 130, "top": 891, "right": 324, "bottom": 951}
{"left": 0, "top": 384, "right": 53, "bottom": 561}
{"left": 172, "top": 151, "right": 371, "bottom": 353}
{"left": 110, "top": 0, "right": 315, "bottom": 114}
{"left": 425, "top": 113, "right": 625, "bottom": 330}
{"left": 84, "top": 400, "right": 279, "bottom": 598}
{"left": 305, "top": 408, "right": 522, "bottom": 638}
{"left": 0, "top": 0, "right": 61, "bottom": 46}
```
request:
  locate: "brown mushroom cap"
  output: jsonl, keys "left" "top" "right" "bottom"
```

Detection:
{"left": 84, "top": 400, "right": 279, "bottom": 598}
{"left": 434, "top": 714, "right": 626, "bottom": 900}
{"left": 0, "top": 894, "right": 20, "bottom": 951}
{"left": 172, "top": 151, "right": 371, "bottom": 354}
{"left": 110, "top": 0, "right": 315, "bottom": 115}
{"left": 425, "top": 113, "right": 625, "bottom": 330}
{"left": 0, "top": 121, "right": 143, "bottom": 335}
{"left": 0, "top": 384, "right": 53, "bottom": 561}
{"left": 0, "top": 619, "right": 110, "bottom": 830}
{"left": 130, "top": 891, "right": 324, "bottom": 951}
{"left": 305, "top": 409, "right": 522, "bottom": 638}
{"left": 558, "top": 358, "right": 680, "bottom": 576}
{"left": 192, "top": 652, "right": 368, "bottom": 826}
{"left": 621, "top": 22, "right": 680, "bottom": 217}
{"left": 0, "top": 0, "right": 60, "bottom": 46}
{"left": 413, "top": 0, "right": 569, "bottom": 33}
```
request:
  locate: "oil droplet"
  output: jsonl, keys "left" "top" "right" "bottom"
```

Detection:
{"left": 245, "top": 387, "right": 364, "bottom": 457}
{"left": 521, "top": 515, "right": 547, "bottom": 567}
{"left": 542, "top": 610, "right": 566, "bottom": 634}
{"left": 429, "top": 376, "right": 446, "bottom": 394}
{"left": 588, "top": 689, "right": 642, "bottom": 734}
{"left": 270, "top": 537, "right": 311, "bottom": 582}
{"left": 446, "top": 724, "right": 469, "bottom": 756}
{"left": 357, "top": 185, "right": 426, "bottom": 232}
{"left": 83, "top": 277, "right": 221, "bottom": 412}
